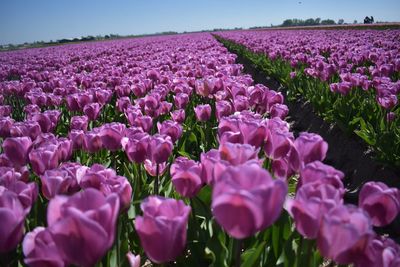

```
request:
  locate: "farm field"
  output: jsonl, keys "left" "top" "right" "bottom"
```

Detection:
{"left": 0, "top": 28, "right": 400, "bottom": 267}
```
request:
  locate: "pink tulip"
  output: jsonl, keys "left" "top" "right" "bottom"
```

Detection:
{"left": 135, "top": 196, "right": 191, "bottom": 264}
{"left": 212, "top": 164, "right": 287, "bottom": 239}
{"left": 359, "top": 182, "right": 400, "bottom": 227}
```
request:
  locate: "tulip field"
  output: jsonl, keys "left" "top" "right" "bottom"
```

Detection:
{"left": 0, "top": 31, "right": 399, "bottom": 267}
{"left": 216, "top": 30, "right": 400, "bottom": 167}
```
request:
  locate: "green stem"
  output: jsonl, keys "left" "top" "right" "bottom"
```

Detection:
{"left": 234, "top": 239, "right": 243, "bottom": 267}
{"left": 154, "top": 163, "right": 159, "bottom": 195}
{"left": 116, "top": 219, "right": 121, "bottom": 267}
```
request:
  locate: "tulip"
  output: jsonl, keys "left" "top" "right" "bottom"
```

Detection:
{"left": 289, "top": 132, "right": 328, "bottom": 172}
{"left": 215, "top": 100, "right": 233, "bottom": 120}
{"left": 174, "top": 93, "right": 189, "bottom": 109}
{"left": 116, "top": 97, "right": 131, "bottom": 113}
{"left": 299, "top": 161, "right": 344, "bottom": 190}
{"left": 23, "top": 227, "right": 65, "bottom": 267}
{"left": 133, "top": 115, "right": 153, "bottom": 133}
{"left": 212, "top": 164, "right": 287, "bottom": 239}
{"left": 147, "top": 134, "right": 173, "bottom": 164}
{"left": 29, "top": 145, "right": 60, "bottom": 175}
{"left": 157, "top": 120, "right": 183, "bottom": 143}
{"left": 317, "top": 205, "right": 374, "bottom": 265}
{"left": 194, "top": 104, "right": 212, "bottom": 121}
{"left": 362, "top": 235, "right": 400, "bottom": 267}
{"left": 83, "top": 103, "right": 102, "bottom": 121}
{"left": 1, "top": 177, "right": 38, "bottom": 213}
{"left": 99, "top": 123, "right": 126, "bottom": 151}
{"left": 68, "top": 130, "right": 85, "bottom": 150}
{"left": 10, "top": 121, "right": 42, "bottom": 140}
{"left": 47, "top": 188, "right": 120, "bottom": 267}
{"left": 0, "top": 117, "right": 14, "bottom": 138}
{"left": 269, "top": 103, "right": 289, "bottom": 119}
{"left": 170, "top": 157, "right": 203, "bottom": 198}
{"left": 170, "top": 109, "right": 186, "bottom": 124}
{"left": 2, "top": 136, "right": 32, "bottom": 167}
{"left": 80, "top": 164, "right": 132, "bottom": 210}
{"left": 358, "top": 182, "right": 400, "bottom": 227}
{"left": 0, "top": 190, "right": 26, "bottom": 253}
{"left": 126, "top": 252, "right": 141, "bottom": 267}
{"left": 40, "top": 168, "right": 80, "bottom": 199}
{"left": 218, "top": 142, "right": 259, "bottom": 166}
{"left": 135, "top": 196, "right": 191, "bottom": 264}
{"left": 286, "top": 183, "right": 343, "bottom": 238}
{"left": 70, "top": 115, "right": 89, "bottom": 131}
{"left": 264, "top": 129, "right": 293, "bottom": 160}
{"left": 121, "top": 132, "right": 150, "bottom": 164}
{"left": 144, "top": 160, "right": 167, "bottom": 177}
{"left": 83, "top": 130, "right": 102, "bottom": 153}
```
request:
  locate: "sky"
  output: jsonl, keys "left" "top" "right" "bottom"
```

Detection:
{"left": 0, "top": 0, "right": 399, "bottom": 45}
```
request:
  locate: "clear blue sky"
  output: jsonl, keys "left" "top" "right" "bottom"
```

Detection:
{"left": 1, "top": 0, "right": 399, "bottom": 45}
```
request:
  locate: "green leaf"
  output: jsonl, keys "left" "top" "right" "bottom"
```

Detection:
{"left": 242, "top": 241, "right": 266, "bottom": 267}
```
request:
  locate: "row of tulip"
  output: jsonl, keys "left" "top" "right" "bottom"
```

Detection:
{"left": 215, "top": 30, "right": 400, "bottom": 167}
{"left": 0, "top": 33, "right": 399, "bottom": 267}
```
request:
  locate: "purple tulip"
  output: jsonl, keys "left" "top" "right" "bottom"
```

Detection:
{"left": 271, "top": 156, "right": 294, "bottom": 180}
{"left": 0, "top": 105, "right": 12, "bottom": 118}
{"left": 70, "top": 115, "right": 89, "bottom": 131}
{"left": 157, "top": 120, "right": 183, "bottom": 143}
{"left": 29, "top": 145, "right": 60, "bottom": 175}
{"left": 269, "top": 103, "right": 289, "bottom": 119}
{"left": 170, "top": 109, "right": 186, "bottom": 124}
{"left": 359, "top": 182, "right": 400, "bottom": 227}
{"left": 174, "top": 93, "right": 190, "bottom": 109}
{"left": 47, "top": 188, "right": 120, "bottom": 267}
{"left": 218, "top": 142, "right": 259, "bottom": 166}
{"left": 2, "top": 136, "right": 32, "bottom": 167}
{"left": 121, "top": 132, "right": 150, "bottom": 163}
{"left": 289, "top": 132, "right": 328, "bottom": 172}
{"left": 79, "top": 164, "right": 132, "bottom": 210}
{"left": 0, "top": 117, "right": 14, "bottom": 138}
{"left": 147, "top": 134, "right": 173, "bottom": 164}
{"left": 83, "top": 103, "right": 102, "bottom": 121}
{"left": 10, "top": 121, "right": 42, "bottom": 140}
{"left": 83, "top": 130, "right": 103, "bottom": 153}
{"left": 23, "top": 227, "right": 64, "bottom": 267}
{"left": 99, "top": 122, "right": 126, "bottom": 151}
{"left": 362, "top": 235, "right": 400, "bottom": 267}
{"left": 299, "top": 161, "right": 344, "bottom": 190}
{"left": 68, "top": 129, "right": 85, "bottom": 150}
{"left": 144, "top": 160, "right": 167, "bottom": 177}
{"left": 170, "top": 157, "right": 203, "bottom": 198}
{"left": 116, "top": 97, "right": 132, "bottom": 113}
{"left": 0, "top": 190, "right": 26, "bottom": 253}
{"left": 194, "top": 104, "right": 212, "bottom": 121}
{"left": 264, "top": 128, "right": 294, "bottom": 160}
{"left": 125, "top": 106, "right": 143, "bottom": 126}
{"left": 126, "top": 252, "right": 141, "bottom": 267}
{"left": 248, "top": 85, "right": 266, "bottom": 106}
{"left": 387, "top": 112, "right": 396, "bottom": 122}
{"left": 132, "top": 115, "right": 153, "bottom": 133}
{"left": 215, "top": 100, "right": 233, "bottom": 120}
{"left": 317, "top": 205, "right": 374, "bottom": 265}
{"left": 40, "top": 168, "right": 81, "bottom": 200}
{"left": 212, "top": 164, "right": 287, "bottom": 239}
{"left": 286, "top": 183, "right": 343, "bottom": 238}
{"left": 135, "top": 196, "right": 191, "bottom": 264}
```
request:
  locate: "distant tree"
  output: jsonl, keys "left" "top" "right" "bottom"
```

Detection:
{"left": 320, "top": 19, "right": 336, "bottom": 25}
{"left": 353, "top": 20, "right": 358, "bottom": 24}
{"left": 315, "top": 17, "right": 321, "bottom": 24}
{"left": 305, "top": 18, "right": 316, "bottom": 26}
{"left": 282, "top": 19, "right": 294, "bottom": 27}
{"left": 338, "top": 19, "right": 344, "bottom": 25}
